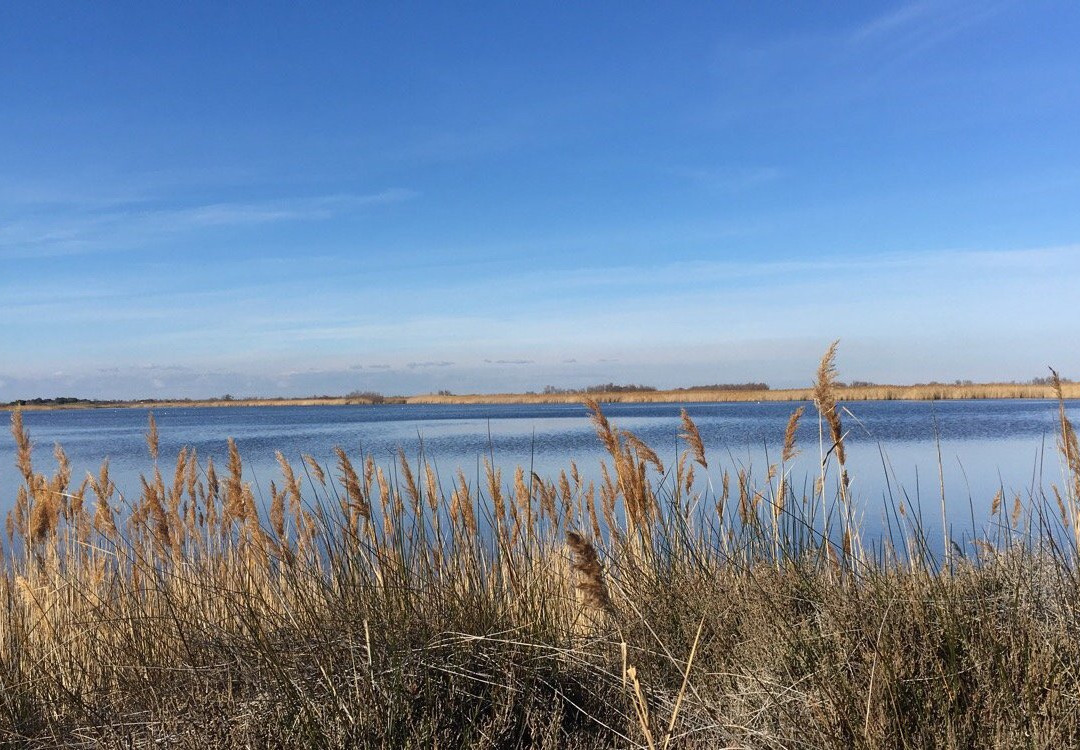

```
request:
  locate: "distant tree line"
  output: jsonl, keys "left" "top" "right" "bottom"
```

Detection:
{"left": 6, "top": 396, "right": 90, "bottom": 407}
{"left": 537, "top": 382, "right": 772, "bottom": 395}
{"left": 540, "top": 383, "right": 658, "bottom": 395}
{"left": 1027, "top": 375, "right": 1074, "bottom": 386}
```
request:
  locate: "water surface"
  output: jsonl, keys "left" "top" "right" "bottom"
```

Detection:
{"left": 2, "top": 399, "right": 1076, "bottom": 546}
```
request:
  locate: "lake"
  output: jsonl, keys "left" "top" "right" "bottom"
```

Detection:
{"left": 2, "top": 399, "right": 1077, "bottom": 548}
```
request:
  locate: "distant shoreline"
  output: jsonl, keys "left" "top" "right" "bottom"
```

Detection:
{"left": 4, "top": 381, "right": 1079, "bottom": 411}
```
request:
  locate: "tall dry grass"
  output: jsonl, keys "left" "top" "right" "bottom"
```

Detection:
{"left": 2, "top": 345, "right": 1080, "bottom": 748}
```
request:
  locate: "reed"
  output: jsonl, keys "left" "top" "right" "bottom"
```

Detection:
{"left": 2, "top": 345, "right": 1080, "bottom": 748}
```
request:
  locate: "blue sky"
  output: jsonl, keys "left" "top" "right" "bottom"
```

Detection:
{"left": 2, "top": 1, "right": 1080, "bottom": 399}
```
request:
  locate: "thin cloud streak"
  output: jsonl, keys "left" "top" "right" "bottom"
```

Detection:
{"left": 847, "top": 0, "right": 1011, "bottom": 68}
{"left": 0, "top": 188, "right": 416, "bottom": 258}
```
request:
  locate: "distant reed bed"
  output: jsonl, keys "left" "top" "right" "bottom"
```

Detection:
{"left": 3, "top": 344, "right": 1080, "bottom": 748}
{"left": 409, "top": 380, "right": 1080, "bottom": 405}
{"left": 10, "top": 380, "right": 1079, "bottom": 412}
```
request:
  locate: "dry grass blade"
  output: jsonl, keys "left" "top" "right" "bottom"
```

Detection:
{"left": 626, "top": 665, "right": 655, "bottom": 750}
{"left": 662, "top": 616, "right": 705, "bottom": 750}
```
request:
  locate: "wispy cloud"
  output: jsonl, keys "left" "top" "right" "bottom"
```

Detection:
{"left": 849, "top": 1, "right": 938, "bottom": 43}
{"left": 0, "top": 188, "right": 416, "bottom": 258}
{"left": 151, "top": 190, "right": 416, "bottom": 229}
{"left": 848, "top": 0, "right": 1009, "bottom": 64}
{"left": 706, "top": 1, "right": 1012, "bottom": 125}
{"left": 667, "top": 165, "right": 782, "bottom": 192}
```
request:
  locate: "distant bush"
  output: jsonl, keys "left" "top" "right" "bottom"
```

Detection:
{"left": 345, "top": 390, "right": 387, "bottom": 404}
{"left": 675, "top": 382, "right": 770, "bottom": 392}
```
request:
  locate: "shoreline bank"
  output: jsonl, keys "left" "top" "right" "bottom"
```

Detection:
{"left": 5, "top": 381, "right": 1080, "bottom": 411}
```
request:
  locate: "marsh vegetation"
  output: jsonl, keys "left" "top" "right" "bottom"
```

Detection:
{"left": 3, "top": 344, "right": 1080, "bottom": 748}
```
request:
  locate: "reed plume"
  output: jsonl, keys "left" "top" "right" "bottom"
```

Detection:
{"left": 11, "top": 408, "right": 34, "bottom": 484}
{"left": 585, "top": 482, "right": 602, "bottom": 539}
{"left": 538, "top": 472, "right": 556, "bottom": 523}
{"left": 28, "top": 476, "right": 53, "bottom": 545}
{"left": 455, "top": 469, "right": 476, "bottom": 535}
{"left": 566, "top": 530, "right": 614, "bottom": 617}
{"left": 269, "top": 481, "right": 286, "bottom": 540}
{"left": 679, "top": 409, "right": 707, "bottom": 469}
{"left": 304, "top": 454, "right": 326, "bottom": 485}
{"left": 1052, "top": 368, "right": 1080, "bottom": 501}
{"left": 424, "top": 462, "right": 440, "bottom": 513}
{"left": 205, "top": 456, "right": 219, "bottom": 530}
{"left": 90, "top": 459, "right": 118, "bottom": 539}
{"left": 335, "top": 447, "right": 370, "bottom": 528}
{"left": 376, "top": 465, "right": 396, "bottom": 538}
{"left": 224, "top": 438, "right": 244, "bottom": 527}
{"left": 276, "top": 451, "right": 303, "bottom": 517}
{"left": 585, "top": 397, "right": 620, "bottom": 458}
{"left": 485, "top": 458, "right": 505, "bottom": 527}
{"left": 513, "top": 466, "right": 531, "bottom": 533}
{"left": 813, "top": 340, "right": 846, "bottom": 466}
{"left": 782, "top": 406, "right": 805, "bottom": 463}
{"left": 53, "top": 443, "right": 72, "bottom": 517}
{"left": 183, "top": 445, "right": 198, "bottom": 498}
{"left": 400, "top": 449, "right": 421, "bottom": 512}
{"left": 146, "top": 412, "right": 159, "bottom": 461}
{"left": 1053, "top": 485, "right": 1068, "bottom": 527}
{"left": 13, "top": 486, "right": 28, "bottom": 541}
{"left": 622, "top": 429, "right": 664, "bottom": 474}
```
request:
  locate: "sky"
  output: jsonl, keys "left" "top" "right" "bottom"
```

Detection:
{"left": 2, "top": 1, "right": 1080, "bottom": 399}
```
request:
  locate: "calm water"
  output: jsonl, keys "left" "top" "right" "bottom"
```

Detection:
{"left": 2, "top": 400, "right": 1077, "bottom": 545}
